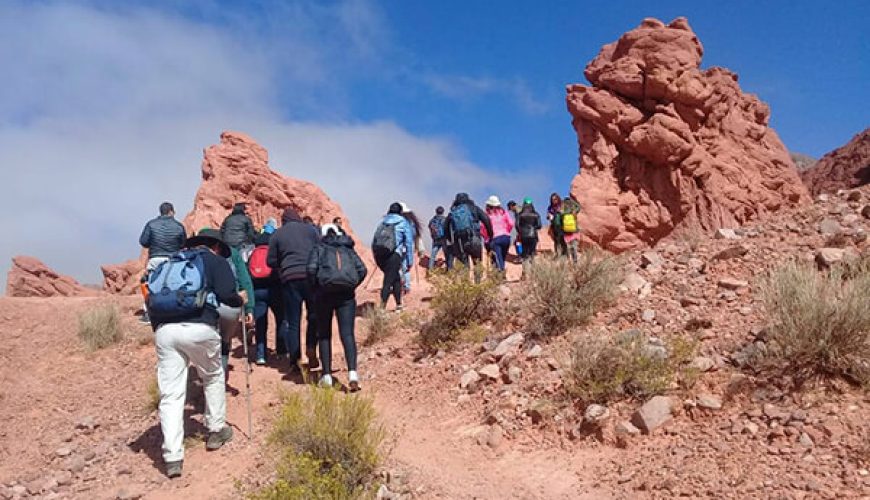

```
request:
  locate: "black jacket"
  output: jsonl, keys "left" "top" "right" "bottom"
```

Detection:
{"left": 151, "top": 249, "right": 244, "bottom": 330}
{"left": 221, "top": 208, "right": 256, "bottom": 248}
{"left": 267, "top": 212, "right": 321, "bottom": 283}
{"left": 139, "top": 215, "right": 186, "bottom": 258}
{"left": 445, "top": 194, "right": 493, "bottom": 244}
{"left": 306, "top": 234, "right": 368, "bottom": 295}
{"left": 517, "top": 209, "right": 542, "bottom": 241}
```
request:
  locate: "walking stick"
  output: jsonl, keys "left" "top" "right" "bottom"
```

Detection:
{"left": 240, "top": 312, "right": 253, "bottom": 439}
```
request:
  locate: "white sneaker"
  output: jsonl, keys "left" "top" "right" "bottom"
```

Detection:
{"left": 348, "top": 371, "right": 360, "bottom": 392}
{"left": 318, "top": 374, "right": 333, "bottom": 388}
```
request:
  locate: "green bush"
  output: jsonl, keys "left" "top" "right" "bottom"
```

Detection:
{"left": 417, "top": 266, "right": 499, "bottom": 352}
{"left": 78, "top": 303, "right": 122, "bottom": 351}
{"left": 518, "top": 251, "right": 622, "bottom": 338}
{"left": 757, "top": 260, "right": 870, "bottom": 386}
{"left": 254, "top": 388, "right": 385, "bottom": 499}
{"left": 563, "top": 330, "right": 696, "bottom": 404}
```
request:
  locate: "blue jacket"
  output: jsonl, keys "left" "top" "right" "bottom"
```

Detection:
{"left": 380, "top": 213, "right": 414, "bottom": 269}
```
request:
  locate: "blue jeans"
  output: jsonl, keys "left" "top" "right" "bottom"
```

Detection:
{"left": 429, "top": 242, "right": 445, "bottom": 270}
{"left": 253, "top": 285, "right": 286, "bottom": 360}
{"left": 490, "top": 235, "right": 511, "bottom": 271}
{"left": 281, "top": 279, "right": 317, "bottom": 364}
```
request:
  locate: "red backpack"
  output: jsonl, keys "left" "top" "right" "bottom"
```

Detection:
{"left": 247, "top": 245, "right": 272, "bottom": 279}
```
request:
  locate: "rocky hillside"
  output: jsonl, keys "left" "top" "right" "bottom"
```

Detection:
{"left": 802, "top": 128, "right": 870, "bottom": 196}
{"left": 566, "top": 17, "right": 809, "bottom": 252}
{"left": 790, "top": 152, "right": 817, "bottom": 171}
{"left": 6, "top": 256, "right": 98, "bottom": 298}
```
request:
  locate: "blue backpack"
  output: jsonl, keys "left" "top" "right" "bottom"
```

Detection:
{"left": 450, "top": 204, "right": 475, "bottom": 235}
{"left": 147, "top": 249, "right": 212, "bottom": 321}
{"left": 429, "top": 215, "right": 446, "bottom": 240}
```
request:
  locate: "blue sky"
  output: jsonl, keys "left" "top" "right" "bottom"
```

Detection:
{"left": 0, "top": 0, "right": 868, "bottom": 285}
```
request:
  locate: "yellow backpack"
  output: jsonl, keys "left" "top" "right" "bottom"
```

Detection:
{"left": 562, "top": 213, "right": 578, "bottom": 233}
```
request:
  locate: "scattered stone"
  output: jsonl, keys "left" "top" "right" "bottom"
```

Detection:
{"left": 10, "top": 486, "right": 26, "bottom": 497}
{"left": 525, "top": 344, "right": 543, "bottom": 358}
{"left": 717, "top": 277, "right": 748, "bottom": 290}
{"left": 815, "top": 248, "right": 845, "bottom": 268}
{"left": 712, "top": 244, "right": 750, "bottom": 260}
{"left": 54, "top": 471, "right": 72, "bottom": 487}
{"left": 862, "top": 205, "right": 870, "bottom": 219}
{"left": 685, "top": 317, "right": 713, "bottom": 331}
{"left": 478, "top": 364, "right": 501, "bottom": 381}
{"left": 115, "top": 487, "right": 143, "bottom": 500}
{"left": 818, "top": 218, "right": 842, "bottom": 236}
{"left": 492, "top": 333, "right": 524, "bottom": 359}
{"left": 846, "top": 191, "right": 862, "bottom": 202}
{"left": 744, "top": 422, "right": 760, "bottom": 436}
{"left": 459, "top": 370, "right": 481, "bottom": 390}
{"left": 799, "top": 432, "right": 814, "bottom": 448}
{"left": 64, "top": 456, "right": 86, "bottom": 473}
{"left": 55, "top": 446, "right": 73, "bottom": 458}
{"left": 690, "top": 356, "right": 716, "bottom": 372}
{"left": 715, "top": 228, "right": 740, "bottom": 240}
{"left": 545, "top": 357, "right": 560, "bottom": 371}
{"left": 486, "top": 425, "right": 504, "bottom": 449}
{"left": 640, "top": 251, "right": 664, "bottom": 269}
{"left": 622, "top": 273, "right": 651, "bottom": 298}
{"left": 116, "top": 466, "right": 132, "bottom": 476}
{"left": 615, "top": 421, "right": 641, "bottom": 436}
{"left": 376, "top": 484, "right": 394, "bottom": 500}
{"left": 528, "top": 400, "right": 556, "bottom": 424}
{"left": 697, "top": 394, "right": 723, "bottom": 410}
{"left": 583, "top": 404, "right": 610, "bottom": 426}
{"left": 631, "top": 396, "right": 674, "bottom": 434}
{"left": 75, "top": 416, "right": 98, "bottom": 432}
{"left": 641, "top": 309, "right": 656, "bottom": 322}
{"left": 505, "top": 366, "right": 522, "bottom": 385}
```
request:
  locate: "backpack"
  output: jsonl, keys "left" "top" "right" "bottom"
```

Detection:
{"left": 450, "top": 204, "right": 475, "bottom": 235}
{"left": 316, "top": 245, "right": 361, "bottom": 292}
{"left": 429, "top": 216, "right": 446, "bottom": 241}
{"left": 146, "top": 249, "right": 212, "bottom": 321}
{"left": 247, "top": 245, "right": 272, "bottom": 279}
{"left": 372, "top": 222, "right": 398, "bottom": 258}
{"left": 562, "top": 213, "right": 578, "bottom": 233}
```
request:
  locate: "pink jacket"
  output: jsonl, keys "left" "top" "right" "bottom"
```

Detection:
{"left": 486, "top": 208, "right": 514, "bottom": 241}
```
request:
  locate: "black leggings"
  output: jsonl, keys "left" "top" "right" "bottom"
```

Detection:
{"left": 376, "top": 252, "right": 403, "bottom": 307}
{"left": 316, "top": 293, "right": 357, "bottom": 375}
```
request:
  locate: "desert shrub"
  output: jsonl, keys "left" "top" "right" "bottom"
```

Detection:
{"left": 563, "top": 330, "right": 696, "bottom": 404}
{"left": 756, "top": 260, "right": 870, "bottom": 386}
{"left": 254, "top": 388, "right": 385, "bottom": 500}
{"left": 417, "top": 266, "right": 499, "bottom": 352}
{"left": 361, "top": 307, "right": 396, "bottom": 347}
{"left": 518, "top": 251, "right": 622, "bottom": 338}
{"left": 144, "top": 376, "right": 160, "bottom": 414}
{"left": 78, "top": 303, "right": 122, "bottom": 351}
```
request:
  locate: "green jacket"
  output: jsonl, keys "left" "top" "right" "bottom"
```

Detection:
{"left": 229, "top": 247, "right": 255, "bottom": 314}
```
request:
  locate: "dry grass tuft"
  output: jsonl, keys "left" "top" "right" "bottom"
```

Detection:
{"left": 78, "top": 303, "right": 123, "bottom": 351}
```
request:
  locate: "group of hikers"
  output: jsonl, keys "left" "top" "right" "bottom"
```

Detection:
{"left": 137, "top": 191, "right": 582, "bottom": 478}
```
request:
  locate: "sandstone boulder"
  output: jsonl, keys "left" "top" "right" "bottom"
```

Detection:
{"left": 801, "top": 128, "right": 870, "bottom": 196}
{"left": 103, "top": 131, "right": 367, "bottom": 294}
{"left": 6, "top": 256, "right": 97, "bottom": 297}
{"left": 566, "top": 17, "right": 808, "bottom": 252}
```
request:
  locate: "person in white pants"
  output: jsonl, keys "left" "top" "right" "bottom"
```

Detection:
{"left": 150, "top": 228, "right": 246, "bottom": 478}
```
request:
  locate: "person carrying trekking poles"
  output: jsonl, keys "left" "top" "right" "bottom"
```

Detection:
{"left": 146, "top": 229, "right": 244, "bottom": 479}
{"left": 221, "top": 202, "right": 257, "bottom": 249}
{"left": 372, "top": 203, "right": 413, "bottom": 311}
{"left": 445, "top": 193, "right": 493, "bottom": 283}
{"left": 484, "top": 195, "right": 513, "bottom": 273}
{"left": 249, "top": 218, "right": 286, "bottom": 365}
{"left": 139, "top": 202, "right": 186, "bottom": 324}
{"left": 307, "top": 223, "right": 368, "bottom": 391}
{"left": 427, "top": 206, "right": 448, "bottom": 271}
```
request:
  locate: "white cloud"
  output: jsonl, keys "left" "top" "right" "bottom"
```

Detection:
{"left": 422, "top": 74, "right": 550, "bottom": 115}
{"left": 0, "top": 1, "right": 541, "bottom": 287}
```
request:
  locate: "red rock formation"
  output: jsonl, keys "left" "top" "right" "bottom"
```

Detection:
{"left": 7, "top": 256, "right": 97, "bottom": 297}
{"left": 566, "top": 17, "right": 809, "bottom": 252}
{"left": 103, "top": 131, "right": 368, "bottom": 294}
{"left": 801, "top": 128, "right": 870, "bottom": 196}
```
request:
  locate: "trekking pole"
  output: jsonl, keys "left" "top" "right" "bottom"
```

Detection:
{"left": 239, "top": 312, "right": 253, "bottom": 439}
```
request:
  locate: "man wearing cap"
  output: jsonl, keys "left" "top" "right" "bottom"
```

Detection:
{"left": 152, "top": 228, "right": 247, "bottom": 479}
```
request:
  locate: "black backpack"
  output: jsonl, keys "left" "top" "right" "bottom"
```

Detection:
{"left": 372, "top": 222, "right": 398, "bottom": 258}
{"left": 316, "top": 245, "right": 362, "bottom": 292}
{"left": 519, "top": 212, "right": 539, "bottom": 240}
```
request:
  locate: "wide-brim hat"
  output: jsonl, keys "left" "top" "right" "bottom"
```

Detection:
{"left": 184, "top": 228, "right": 230, "bottom": 258}
{"left": 486, "top": 195, "right": 501, "bottom": 207}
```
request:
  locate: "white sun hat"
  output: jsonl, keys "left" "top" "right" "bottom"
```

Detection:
{"left": 485, "top": 195, "right": 501, "bottom": 207}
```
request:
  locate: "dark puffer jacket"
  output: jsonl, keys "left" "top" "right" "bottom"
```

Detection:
{"left": 267, "top": 208, "right": 321, "bottom": 283}
{"left": 139, "top": 215, "right": 186, "bottom": 258}
{"left": 221, "top": 206, "right": 256, "bottom": 248}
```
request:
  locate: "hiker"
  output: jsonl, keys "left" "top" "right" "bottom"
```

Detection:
{"left": 517, "top": 198, "right": 542, "bottom": 268}
{"left": 560, "top": 195, "right": 582, "bottom": 262}
{"left": 220, "top": 202, "right": 256, "bottom": 249}
{"left": 547, "top": 193, "right": 568, "bottom": 258}
{"left": 371, "top": 203, "right": 413, "bottom": 310}
{"left": 507, "top": 200, "right": 522, "bottom": 258}
{"left": 139, "top": 202, "right": 186, "bottom": 324}
{"left": 147, "top": 229, "right": 244, "bottom": 478}
{"left": 427, "top": 206, "right": 448, "bottom": 270}
{"left": 400, "top": 203, "right": 424, "bottom": 293}
{"left": 306, "top": 224, "right": 367, "bottom": 390}
{"left": 484, "top": 196, "right": 514, "bottom": 272}
{"left": 267, "top": 207, "right": 321, "bottom": 371}
{"left": 445, "top": 193, "right": 493, "bottom": 282}
{"left": 332, "top": 216, "right": 344, "bottom": 233}
{"left": 250, "top": 218, "right": 286, "bottom": 365}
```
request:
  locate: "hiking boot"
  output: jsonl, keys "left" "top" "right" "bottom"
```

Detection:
{"left": 305, "top": 348, "right": 320, "bottom": 371}
{"left": 206, "top": 426, "right": 233, "bottom": 451}
{"left": 165, "top": 460, "right": 183, "bottom": 479}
